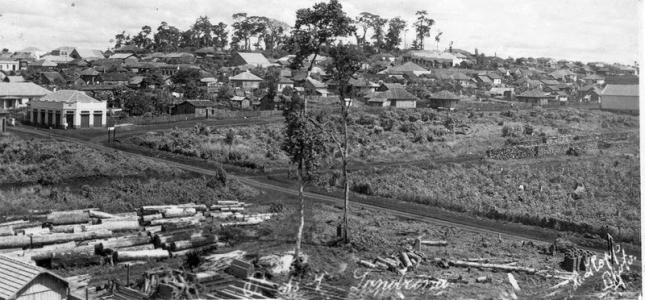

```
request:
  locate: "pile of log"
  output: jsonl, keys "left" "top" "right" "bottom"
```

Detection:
{"left": 358, "top": 249, "right": 427, "bottom": 275}
{"left": 562, "top": 248, "right": 595, "bottom": 272}
{"left": 0, "top": 201, "right": 272, "bottom": 270}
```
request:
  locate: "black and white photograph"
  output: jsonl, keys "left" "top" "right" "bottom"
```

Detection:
{"left": 0, "top": 0, "right": 641, "bottom": 299}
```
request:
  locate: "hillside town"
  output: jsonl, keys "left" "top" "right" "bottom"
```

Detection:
{"left": 0, "top": 1, "right": 641, "bottom": 300}
{"left": 0, "top": 17, "right": 639, "bottom": 130}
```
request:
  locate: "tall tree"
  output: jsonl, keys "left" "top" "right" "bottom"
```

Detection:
{"left": 369, "top": 16, "right": 388, "bottom": 52}
{"left": 384, "top": 17, "right": 407, "bottom": 52}
{"left": 190, "top": 16, "right": 215, "bottom": 49}
{"left": 281, "top": 94, "right": 328, "bottom": 262}
{"left": 114, "top": 31, "right": 132, "bottom": 48}
{"left": 231, "top": 13, "right": 266, "bottom": 50}
{"left": 413, "top": 10, "right": 434, "bottom": 50}
{"left": 258, "top": 18, "right": 290, "bottom": 50}
{"left": 212, "top": 22, "right": 229, "bottom": 50}
{"left": 154, "top": 22, "right": 181, "bottom": 53}
{"left": 132, "top": 26, "right": 153, "bottom": 50}
{"left": 287, "top": 0, "right": 356, "bottom": 245}
{"left": 435, "top": 31, "right": 443, "bottom": 50}
{"left": 353, "top": 12, "right": 374, "bottom": 48}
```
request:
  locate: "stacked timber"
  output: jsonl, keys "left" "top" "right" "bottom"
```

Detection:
{"left": 210, "top": 201, "right": 247, "bottom": 212}
{"left": 46, "top": 211, "right": 91, "bottom": 226}
{"left": 113, "top": 249, "right": 170, "bottom": 262}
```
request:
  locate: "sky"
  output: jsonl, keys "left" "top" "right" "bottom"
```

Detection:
{"left": 0, "top": 0, "right": 641, "bottom": 65}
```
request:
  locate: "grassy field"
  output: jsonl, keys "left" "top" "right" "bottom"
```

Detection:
{"left": 0, "top": 135, "right": 260, "bottom": 218}
{"left": 0, "top": 136, "right": 182, "bottom": 185}
{"left": 126, "top": 108, "right": 639, "bottom": 170}
{"left": 122, "top": 108, "right": 640, "bottom": 243}
{"left": 313, "top": 151, "right": 640, "bottom": 244}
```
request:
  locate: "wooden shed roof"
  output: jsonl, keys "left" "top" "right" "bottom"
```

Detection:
{"left": 0, "top": 255, "right": 68, "bottom": 300}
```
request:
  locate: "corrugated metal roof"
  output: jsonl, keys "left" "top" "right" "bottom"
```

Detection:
{"left": 38, "top": 90, "right": 101, "bottom": 103}
{"left": 0, "top": 83, "right": 51, "bottom": 97}
{"left": 0, "top": 255, "right": 68, "bottom": 300}
{"left": 235, "top": 52, "right": 271, "bottom": 67}
{"left": 602, "top": 84, "right": 639, "bottom": 97}
{"left": 229, "top": 71, "right": 263, "bottom": 81}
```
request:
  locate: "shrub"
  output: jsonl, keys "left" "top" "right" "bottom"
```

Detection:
{"left": 268, "top": 200, "right": 285, "bottom": 214}
{"left": 502, "top": 123, "right": 523, "bottom": 137}
{"left": 219, "top": 227, "right": 245, "bottom": 246}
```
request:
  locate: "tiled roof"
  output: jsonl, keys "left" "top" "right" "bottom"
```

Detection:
{"left": 229, "top": 71, "right": 263, "bottom": 81}
{"left": 0, "top": 83, "right": 51, "bottom": 97}
{"left": 306, "top": 77, "right": 326, "bottom": 88}
{"left": 74, "top": 49, "right": 104, "bottom": 59}
{"left": 365, "top": 87, "right": 418, "bottom": 101}
{"left": 387, "top": 62, "right": 428, "bottom": 73}
{"left": 30, "top": 59, "right": 58, "bottom": 67}
{"left": 518, "top": 90, "right": 548, "bottom": 98}
{"left": 39, "top": 90, "right": 101, "bottom": 103}
{"left": 0, "top": 255, "right": 68, "bottom": 300}
{"left": 109, "top": 53, "right": 136, "bottom": 60}
{"left": 602, "top": 85, "right": 639, "bottom": 97}
{"left": 98, "top": 73, "right": 129, "bottom": 81}
{"left": 41, "top": 72, "right": 66, "bottom": 83}
{"left": 79, "top": 68, "right": 99, "bottom": 76}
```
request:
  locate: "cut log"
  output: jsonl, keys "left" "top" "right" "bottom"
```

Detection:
{"left": 162, "top": 208, "right": 197, "bottom": 219}
{"left": 143, "top": 226, "right": 162, "bottom": 236}
{"left": 358, "top": 260, "right": 376, "bottom": 269}
{"left": 169, "top": 243, "right": 222, "bottom": 257}
{"left": 149, "top": 216, "right": 203, "bottom": 226}
{"left": 118, "top": 244, "right": 155, "bottom": 252}
{"left": 89, "top": 211, "right": 118, "bottom": 219}
{"left": 376, "top": 257, "right": 399, "bottom": 269}
{"left": 400, "top": 252, "right": 412, "bottom": 268}
{"left": 187, "top": 271, "right": 221, "bottom": 283}
{"left": 96, "top": 235, "right": 152, "bottom": 253}
{"left": 30, "top": 244, "right": 97, "bottom": 262}
{"left": 209, "top": 212, "right": 234, "bottom": 219}
{"left": 0, "top": 220, "right": 28, "bottom": 227}
{"left": 152, "top": 230, "right": 207, "bottom": 248}
{"left": 10, "top": 222, "right": 43, "bottom": 231}
{"left": 49, "top": 225, "right": 84, "bottom": 234}
{"left": 0, "top": 226, "right": 13, "bottom": 237}
{"left": 18, "top": 226, "right": 50, "bottom": 236}
{"left": 114, "top": 249, "right": 170, "bottom": 262}
{"left": 161, "top": 219, "right": 200, "bottom": 232}
{"left": 449, "top": 260, "right": 537, "bottom": 274}
{"left": 220, "top": 220, "right": 262, "bottom": 227}
{"left": 169, "top": 236, "right": 217, "bottom": 251}
{"left": 83, "top": 220, "right": 141, "bottom": 232}
{"left": 141, "top": 214, "right": 163, "bottom": 225}
{"left": 31, "top": 230, "right": 112, "bottom": 247}
{"left": 215, "top": 201, "right": 239, "bottom": 206}
{"left": 47, "top": 211, "right": 91, "bottom": 226}
{"left": 0, "top": 235, "right": 32, "bottom": 249}
{"left": 420, "top": 240, "right": 448, "bottom": 246}
{"left": 140, "top": 204, "right": 200, "bottom": 215}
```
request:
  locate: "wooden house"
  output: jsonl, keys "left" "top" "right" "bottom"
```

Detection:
{"left": 0, "top": 254, "right": 69, "bottom": 300}
{"left": 174, "top": 100, "right": 216, "bottom": 116}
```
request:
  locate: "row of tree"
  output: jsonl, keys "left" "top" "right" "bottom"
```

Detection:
{"left": 113, "top": 10, "right": 441, "bottom": 54}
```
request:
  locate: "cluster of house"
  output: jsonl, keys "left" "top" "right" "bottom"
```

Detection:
{"left": 0, "top": 45, "right": 640, "bottom": 131}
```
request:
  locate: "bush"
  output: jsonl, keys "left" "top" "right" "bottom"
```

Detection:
{"left": 219, "top": 227, "right": 245, "bottom": 246}
{"left": 268, "top": 200, "right": 285, "bottom": 213}
{"left": 502, "top": 123, "right": 524, "bottom": 137}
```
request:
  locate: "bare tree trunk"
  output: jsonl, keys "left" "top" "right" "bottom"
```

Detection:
{"left": 294, "top": 158, "right": 304, "bottom": 261}
{"left": 340, "top": 87, "right": 350, "bottom": 244}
